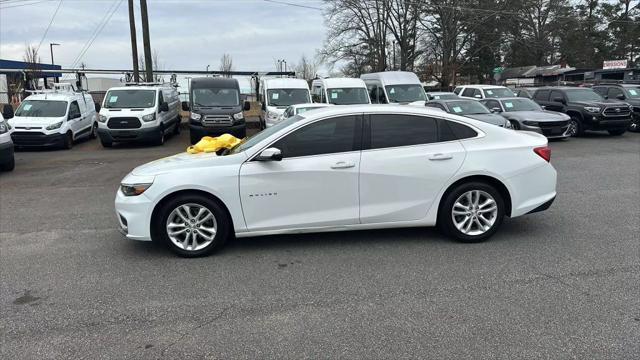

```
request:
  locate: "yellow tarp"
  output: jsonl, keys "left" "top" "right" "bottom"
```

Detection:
{"left": 186, "top": 134, "right": 242, "bottom": 154}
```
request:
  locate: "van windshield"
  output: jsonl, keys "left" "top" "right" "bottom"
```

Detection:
{"left": 267, "top": 89, "right": 310, "bottom": 106}
{"left": 385, "top": 84, "right": 426, "bottom": 103}
{"left": 327, "top": 88, "right": 369, "bottom": 105}
{"left": 15, "top": 100, "right": 67, "bottom": 117}
{"left": 104, "top": 90, "right": 156, "bottom": 108}
{"left": 193, "top": 88, "right": 239, "bottom": 107}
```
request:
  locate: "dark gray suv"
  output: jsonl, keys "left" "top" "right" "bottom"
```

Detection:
{"left": 592, "top": 84, "right": 640, "bottom": 132}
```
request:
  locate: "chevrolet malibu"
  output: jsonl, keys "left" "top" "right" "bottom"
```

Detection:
{"left": 116, "top": 105, "right": 557, "bottom": 257}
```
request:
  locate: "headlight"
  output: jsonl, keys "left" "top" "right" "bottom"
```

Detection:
{"left": 233, "top": 112, "right": 244, "bottom": 120}
{"left": 267, "top": 111, "right": 279, "bottom": 120}
{"left": 46, "top": 121, "right": 63, "bottom": 130}
{"left": 99, "top": 114, "right": 108, "bottom": 123}
{"left": 141, "top": 113, "right": 156, "bottom": 122}
{"left": 0, "top": 121, "right": 8, "bottom": 134}
{"left": 120, "top": 183, "right": 153, "bottom": 196}
{"left": 523, "top": 121, "right": 539, "bottom": 126}
{"left": 584, "top": 106, "right": 600, "bottom": 113}
{"left": 190, "top": 112, "right": 202, "bottom": 121}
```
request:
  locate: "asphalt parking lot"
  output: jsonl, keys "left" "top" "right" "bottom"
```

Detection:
{"left": 1, "top": 130, "right": 638, "bottom": 359}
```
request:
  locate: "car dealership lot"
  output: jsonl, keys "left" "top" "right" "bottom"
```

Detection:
{"left": 1, "top": 132, "right": 638, "bottom": 359}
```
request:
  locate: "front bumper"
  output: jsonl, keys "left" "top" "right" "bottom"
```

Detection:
{"left": 189, "top": 120, "right": 246, "bottom": 137}
{"left": 11, "top": 131, "right": 66, "bottom": 147}
{"left": 583, "top": 113, "right": 631, "bottom": 130}
{"left": 98, "top": 125, "right": 161, "bottom": 143}
{"left": 114, "top": 188, "right": 154, "bottom": 241}
{"left": 0, "top": 141, "right": 14, "bottom": 165}
{"left": 519, "top": 121, "right": 570, "bottom": 139}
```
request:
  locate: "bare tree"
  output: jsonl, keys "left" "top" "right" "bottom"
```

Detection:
{"left": 138, "top": 49, "right": 164, "bottom": 82}
{"left": 386, "top": 0, "right": 422, "bottom": 71}
{"left": 294, "top": 54, "right": 321, "bottom": 81}
{"left": 220, "top": 53, "right": 233, "bottom": 77}
{"left": 23, "top": 44, "right": 42, "bottom": 89}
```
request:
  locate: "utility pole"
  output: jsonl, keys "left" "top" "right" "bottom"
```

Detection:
{"left": 128, "top": 0, "right": 140, "bottom": 82}
{"left": 140, "top": 0, "right": 153, "bottom": 82}
{"left": 49, "top": 43, "right": 60, "bottom": 83}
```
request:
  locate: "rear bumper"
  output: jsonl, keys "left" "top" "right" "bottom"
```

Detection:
{"left": 11, "top": 131, "right": 65, "bottom": 147}
{"left": 507, "top": 163, "right": 557, "bottom": 217}
{"left": 98, "top": 126, "right": 160, "bottom": 143}
{"left": 526, "top": 196, "right": 555, "bottom": 214}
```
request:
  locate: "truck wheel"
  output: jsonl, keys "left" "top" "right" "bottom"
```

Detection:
{"left": 63, "top": 132, "right": 74, "bottom": 150}
{"left": 608, "top": 129, "right": 626, "bottom": 136}
{"left": 567, "top": 116, "right": 584, "bottom": 137}
{"left": 90, "top": 123, "right": 98, "bottom": 139}
{"left": 154, "top": 127, "right": 165, "bottom": 146}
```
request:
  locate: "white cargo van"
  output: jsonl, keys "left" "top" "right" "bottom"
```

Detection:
{"left": 260, "top": 78, "right": 311, "bottom": 128}
{"left": 8, "top": 84, "right": 98, "bottom": 149}
{"left": 311, "top": 78, "right": 371, "bottom": 105}
{"left": 97, "top": 84, "right": 180, "bottom": 147}
{"left": 0, "top": 112, "right": 14, "bottom": 171}
{"left": 360, "top": 71, "right": 426, "bottom": 105}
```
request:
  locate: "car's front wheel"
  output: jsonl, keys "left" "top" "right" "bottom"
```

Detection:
{"left": 439, "top": 182, "right": 505, "bottom": 243}
{"left": 155, "top": 194, "right": 231, "bottom": 257}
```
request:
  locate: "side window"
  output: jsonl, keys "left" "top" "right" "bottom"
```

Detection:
{"left": 484, "top": 100, "right": 500, "bottom": 110}
{"left": 439, "top": 119, "right": 478, "bottom": 141}
{"left": 549, "top": 90, "right": 564, "bottom": 102}
{"left": 272, "top": 115, "right": 360, "bottom": 158}
{"left": 461, "top": 87, "right": 475, "bottom": 97}
{"left": 426, "top": 103, "right": 445, "bottom": 110}
{"left": 369, "top": 114, "right": 437, "bottom": 149}
{"left": 592, "top": 87, "right": 607, "bottom": 97}
{"left": 608, "top": 87, "right": 623, "bottom": 99}
{"left": 534, "top": 90, "right": 550, "bottom": 101}
{"left": 453, "top": 87, "right": 462, "bottom": 95}
{"left": 68, "top": 101, "right": 81, "bottom": 118}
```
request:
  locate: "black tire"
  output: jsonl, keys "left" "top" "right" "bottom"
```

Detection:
{"left": 510, "top": 121, "right": 520, "bottom": 130}
{"left": 0, "top": 156, "right": 15, "bottom": 171}
{"left": 629, "top": 118, "right": 639, "bottom": 132}
{"left": 438, "top": 181, "right": 505, "bottom": 243}
{"left": 154, "top": 126, "right": 165, "bottom": 146}
{"left": 608, "top": 129, "right": 626, "bottom": 136}
{"left": 173, "top": 117, "right": 181, "bottom": 135}
{"left": 154, "top": 194, "right": 231, "bottom": 257}
{"left": 190, "top": 132, "right": 200, "bottom": 145}
{"left": 62, "top": 132, "right": 73, "bottom": 150}
{"left": 235, "top": 127, "right": 247, "bottom": 139}
{"left": 90, "top": 122, "right": 98, "bottom": 139}
{"left": 567, "top": 116, "right": 584, "bottom": 137}
{"left": 100, "top": 138, "right": 113, "bottom": 148}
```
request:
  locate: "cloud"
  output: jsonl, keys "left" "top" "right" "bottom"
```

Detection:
{"left": 0, "top": 0, "right": 326, "bottom": 72}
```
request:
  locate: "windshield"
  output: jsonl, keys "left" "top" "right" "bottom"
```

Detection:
{"left": 192, "top": 88, "right": 239, "bottom": 107}
{"left": 326, "top": 88, "right": 369, "bottom": 105}
{"left": 428, "top": 93, "right": 458, "bottom": 100}
{"left": 267, "top": 89, "right": 310, "bottom": 106}
{"left": 500, "top": 98, "right": 542, "bottom": 112}
{"left": 104, "top": 90, "right": 155, "bottom": 108}
{"left": 565, "top": 89, "right": 603, "bottom": 102}
{"left": 446, "top": 100, "right": 490, "bottom": 115}
{"left": 296, "top": 106, "right": 326, "bottom": 114}
{"left": 385, "top": 84, "right": 426, "bottom": 103}
{"left": 228, "top": 115, "right": 304, "bottom": 155}
{"left": 483, "top": 88, "right": 516, "bottom": 98}
{"left": 625, "top": 87, "right": 640, "bottom": 98}
{"left": 15, "top": 100, "right": 67, "bottom": 117}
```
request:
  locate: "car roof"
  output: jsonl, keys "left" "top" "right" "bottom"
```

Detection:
{"left": 461, "top": 85, "right": 509, "bottom": 89}
{"left": 289, "top": 103, "right": 331, "bottom": 109}
{"left": 312, "top": 77, "right": 367, "bottom": 88}
{"left": 427, "top": 91, "right": 456, "bottom": 95}
{"left": 360, "top": 71, "right": 420, "bottom": 85}
{"left": 107, "top": 86, "right": 164, "bottom": 91}
{"left": 263, "top": 78, "right": 309, "bottom": 89}
{"left": 481, "top": 97, "right": 528, "bottom": 101}
{"left": 24, "top": 92, "right": 83, "bottom": 101}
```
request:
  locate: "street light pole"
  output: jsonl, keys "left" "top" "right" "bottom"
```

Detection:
{"left": 206, "top": 64, "right": 210, "bottom": 77}
{"left": 50, "top": 43, "right": 60, "bottom": 84}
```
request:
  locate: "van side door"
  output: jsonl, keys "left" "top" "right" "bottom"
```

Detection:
{"left": 67, "top": 101, "right": 83, "bottom": 136}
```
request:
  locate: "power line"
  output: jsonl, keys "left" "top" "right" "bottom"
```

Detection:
{"left": 35, "top": 0, "right": 63, "bottom": 54}
{"left": 263, "top": 0, "right": 323, "bottom": 11}
{"left": 0, "top": 0, "right": 52, "bottom": 9}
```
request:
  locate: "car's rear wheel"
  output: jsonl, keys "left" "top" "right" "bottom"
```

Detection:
{"left": 439, "top": 182, "right": 505, "bottom": 243}
{"left": 90, "top": 123, "right": 98, "bottom": 139}
{"left": 155, "top": 127, "right": 165, "bottom": 146}
{"left": 155, "top": 194, "right": 230, "bottom": 257}
{"left": 608, "top": 129, "right": 626, "bottom": 136}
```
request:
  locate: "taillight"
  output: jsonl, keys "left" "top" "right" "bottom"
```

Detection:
{"left": 534, "top": 146, "right": 551, "bottom": 162}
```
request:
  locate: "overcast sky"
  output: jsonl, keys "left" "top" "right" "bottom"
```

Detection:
{"left": 0, "top": 0, "right": 327, "bottom": 75}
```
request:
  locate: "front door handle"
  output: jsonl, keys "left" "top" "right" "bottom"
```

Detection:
{"left": 428, "top": 153, "right": 453, "bottom": 161}
{"left": 331, "top": 161, "right": 355, "bottom": 169}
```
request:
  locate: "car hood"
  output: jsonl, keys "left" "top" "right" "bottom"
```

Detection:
{"left": 8, "top": 116, "right": 65, "bottom": 127}
{"left": 504, "top": 110, "right": 570, "bottom": 122}
{"left": 463, "top": 113, "right": 507, "bottom": 126}
{"left": 131, "top": 151, "right": 246, "bottom": 176}
{"left": 622, "top": 98, "right": 640, "bottom": 106}
{"left": 569, "top": 100, "right": 628, "bottom": 107}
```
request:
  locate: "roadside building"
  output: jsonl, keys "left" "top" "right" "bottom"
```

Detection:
{"left": 0, "top": 59, "right": 62, "bottom": 104}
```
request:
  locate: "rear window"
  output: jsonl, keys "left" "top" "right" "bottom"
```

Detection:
{"left": 439, "top": 120, "right": 478, "bottom": 141}
{"left": 369, "top": 114, "right": 437, "bottom": 149}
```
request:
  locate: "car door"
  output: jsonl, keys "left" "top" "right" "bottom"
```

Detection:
{"left": 546, "top": 90, "right": 566, "bottom": 112}
{"left": 239, "top": 115, "right": 362, "bottom": 231}
{"left": 67, "top": 101, "right": 83, "bottom": 136}
{"left": 359, "top": 114, "right": 465, "bottom": 223}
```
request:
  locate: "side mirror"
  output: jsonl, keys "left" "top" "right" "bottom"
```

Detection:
{"left": 159, "top": 102, "right": 169, "bottom": 112}
{"left": 2, "top": 104, "right": 14, "bottom": 119}
{"left": 553, "top": 97, "right": 565, "bottom": 104}
{"left": 181, "top": 101, "right": 190, "bottom": 111}
{"left": 616, "top": 94, "right": 626, "bottom": 100}
{"left": 255, "top": 147, "right": 282, "bottom": 161}
{"left": 243, "top": 101, "right": 251, "bottom": 111}
{"left": 491, "top": 107, "right": 502, "bottom": 113}
{"left": 94, "top": 103, "right": 101, "bottom": 112}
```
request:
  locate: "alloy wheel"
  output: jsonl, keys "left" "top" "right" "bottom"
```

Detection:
{"left": 567, "top": 120, "right": 578, "bottom": 137}
{"left": 451, "top": 190, "right": 498, "bottom": 236}
{"left": 166, "top": 203, "right": 217, "bottom": 251}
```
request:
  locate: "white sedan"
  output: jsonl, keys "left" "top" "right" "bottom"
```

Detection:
{"left": 116, "top": 105, "right": 557, "bottom": 257}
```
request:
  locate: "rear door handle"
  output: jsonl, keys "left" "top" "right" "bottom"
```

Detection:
{"left": 428, "top": 153, "right": 453, "bottom": 161}
{"left": 331, "top": 161, "right": 355, "bottom": 169}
